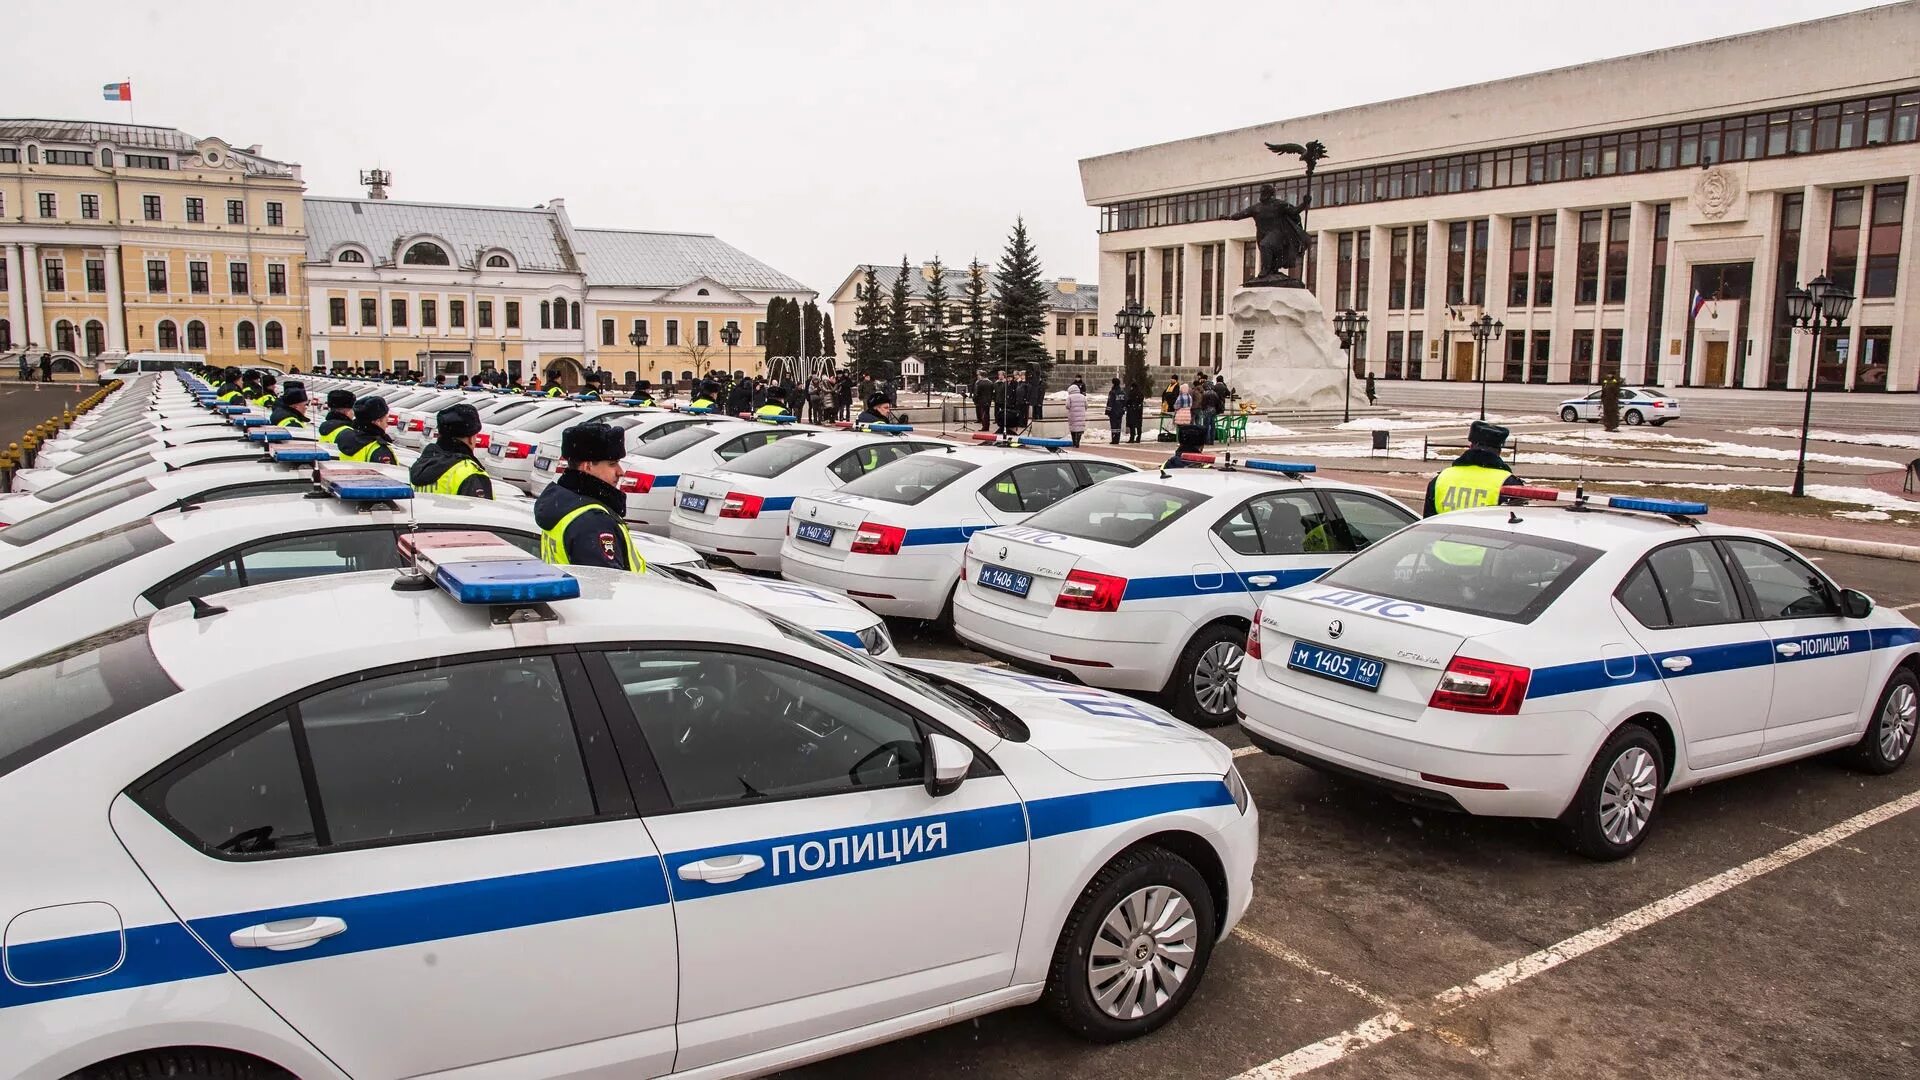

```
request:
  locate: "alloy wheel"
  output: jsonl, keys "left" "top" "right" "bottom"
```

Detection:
{"left": 1192, "top": 641, "right": 1244, "bottom": 716}
{"left": 1880, "top": 682, "right": 1918, "bottom": 762}
{"left": 1598, "top": 746, "right": 1658, "bottom": 845}
{"left": 1087, "top": 885, "right": 1199, "bottom": 1020}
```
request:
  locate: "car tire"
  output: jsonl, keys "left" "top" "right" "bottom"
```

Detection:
{"left": 1624, "top": 409, "right": 1645, "bottom": 426}
{"left": 1557, "top": 723, "right": 1664, "bottom": 861}
{"left": 72, "top": 1049, "right": 293, "bottom": 1080}
{"left": 1042, "top": 845, "right": 1217, "bottom": 1043}
{"left": 1167, "top": 622, "right": 1245, "bottom": 728}
{"left": 1844, "top": 668, "right": 1919, "bottom": 775}
{"left": 1560, "top": 406, "right": 1579, "bottom": 423}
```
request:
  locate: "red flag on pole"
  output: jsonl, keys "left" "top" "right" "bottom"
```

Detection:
{"left": 102, "top": 81, "right": 132, "bottom": 102}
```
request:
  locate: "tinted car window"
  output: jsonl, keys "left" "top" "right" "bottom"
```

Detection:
{"left": 1323, "top": 491, "right": 1416, "bottom": 552}
{"left": 1616, "top": 563, "right": 1671, "bottom": 628}
{"left": 716, "top": 429, "right": 803, "bottom": 463}
{"left": 1019, "top": 481, "right": 1205, "bottom": 548}
{"left": 1724, "top": 539, "right": 1838, "bottom": 619}
{"left": 827, "top": 442, "right": 932, "bottom": 484}
{"left": 160, "top": 715, "right": 317, "bottom": 855}
{"left": 1079, "top": 462, "right": 1135, "bottom": 485}
{"left": 1214, "top": 491, "right": 1328, "bottom": 556}
{"left": 513, "top": 408, "right": 584, "bottom": 435}
{"left": 633, "top": 424, "right": 724, "bottom": 460}
{"left": 0, "top": 478, "right": 155, "bottom": 546}
{"left": 1315, "top": 524, "right": 1600, "bottom": 623}
{"left": 149, "top": 528, "right": 396, "bottom": 608}
{"left": 1640, "top": 542, "right": 1743, "bottom": 628}
{"left": 605, "top": 648, "right": 923, "bottom": 811}
{"left": 725, "top": 438, "right": 829, "bottom": 478}
{"left": 838, "top": 455, "right": 978, "bottom": 505}
{"left": 477, "top": 401, "right": 539, "bottom": 425}
{"left": 0, "top": 521, "right": 171, "bottom": 619}
{"left": 0, "top": 621, "right": 180, "bottom": 782}
{"left": 57, "top": 436, "right": 157, "bottom": 475}
{"left": 636, "top": 418, "right": 706, "bottom": 443}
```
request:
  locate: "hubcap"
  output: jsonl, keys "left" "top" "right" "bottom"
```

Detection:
{"left": 1598, "top": 746, "right": 1658, "bottom": 845}
{"left": 1880, "top": 683, "right": 1918, "bottom": 762}
{"left": 1087, "top": 885, "right": 1198, "bottom": 1020}
{"left": 1192, "top": 641, "right": 1244, "bottom": 716}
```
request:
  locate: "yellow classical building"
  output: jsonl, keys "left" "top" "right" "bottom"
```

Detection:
{"left": 1, "top": 120, "right": 308, "bottom": 371}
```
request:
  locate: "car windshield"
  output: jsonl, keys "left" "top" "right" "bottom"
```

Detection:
{"left": 631, "top": 425, "right": 723, "bottom": 459}
{"left": 58, "top": 435, "right": 158, "bottom": 474}
{"left": 838, "top": 455, "right": 979, "bottom": 505}
{"left": 1020, "top": 480, "right": 1206, "bottom": 548}
{"left": 762, "top": 616, "right": 1017, "bottom": 741}
{"left": 723, "top": 438, "right": 829, "bottom": 478}
{"left": 1, "top": 478, "right": 156, "bottom": 547}
{"left": 0, "top": 620, "right": 181, "bottom": 782}
{"left": 0, "top": 520, "right": 172, "bottom": 620}
{"left": 34, "top": 454, "right": 154, "bottom": 503}
{"left": 513, "top": 408, "right": 583, "bottom": 435}
{"left": 477, "top": 401, "right": 539, "bottom": 424}
{"left": 1313, "top": 523, "right": 1601, "bottom": 623}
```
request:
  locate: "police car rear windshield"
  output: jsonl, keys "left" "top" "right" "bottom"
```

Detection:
{"left": 1314, "top": 524, "right": 1601, "bottom": 624}
{"left": 631, "top": 424, "right": 724, "bottom": 459}
{"left": 58, "top": 435, "right": 158, "bottom": 474}
{"left": 0, "top": 620, "right": 180, "bottom": 782}
{"left": 1, "top": 478, "right": 156, "bottom": 546}
{"left": 513, "top": 408, "right": 585, "bottom": 435}
{"left": 1019, "top": 480, "right": 1206, "bottom": 548}
{"left": 33, "top": 453, "right": 152, "bottom": 503}
{"left": 0, "top": 520, "right": 171, "bottom": 620}
{"left": 838, "top": 456, "right": 979, "bottom": 506}
{"left": 726, "top": 438, "right": 830, "bottom": 478}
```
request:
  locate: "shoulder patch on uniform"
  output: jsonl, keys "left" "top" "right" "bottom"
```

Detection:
{"left": 599, "top": 532, "right": 619, "bottom": 561}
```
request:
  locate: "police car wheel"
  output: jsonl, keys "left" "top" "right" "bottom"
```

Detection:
{"left": 1043, "top": 845, "right": 1217, "bottom": 1042}
{"left": 1558, "top": 724, "right": 1664, "bottom": 861}
{"left": 1169, "top": 623, "right": 1245, "bottom": 728}
{"left": 71, "top": 1048, "right": 293, "bottom": 1080}
{"left": 1624, "top": 409, "right": 1645, "bottom": 426}
{"left": 1845, "top": 668, "right": 1919, "bottom": 775}
{"left": 1560, "top": 407, "right": 1580, "bottom": 423}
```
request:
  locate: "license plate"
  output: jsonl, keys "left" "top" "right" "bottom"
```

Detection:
{"left": 679, "top": 493, "right": 709, "bottom": 513}
{"left": 534, "top": 456, "right": 552, "bottom": 471}
{"left": 795, "top": 522, "right": 835, "bottom": 546}
{"left": 488, "top": 444, "right": 504, "bottom": 457}
{"left": 1287, "top": 642, "right": 1384, "bottom": 691}
{"left": 977, "top": 563, "right": 1033, "bottom": 597}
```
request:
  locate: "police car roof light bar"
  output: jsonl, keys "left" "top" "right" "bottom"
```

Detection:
{"left": 1178, "top": 452, "right": 1219, "bottom": 467}
{"left": 1003, "top": 434, "right": 1066, "bottom": 448}
{"left": 1606, "top": 495, "right": 1710, "bottom": 518}
{"left": 244, "top": 428, "right": 294, "bottom": 443}
{"left": 1244, "top": 459, "right": 1317, "bottom": 475}
{"left": 1503, "top": 486, "right": 1563, "bottom": 501}
{"left": 398, "top": 531, "right": 580, "bottom": 606}
{"left": 272, "top": 448, "right": 334, "bottom": 463}
{"left": 231, "top": 416, "right": 268, "bottom": 428}
{"left": 217, "top": 405, "right": 248, "bottom": 415}
{"left": 316, "top": 463, "right": 413, "bottom": 501}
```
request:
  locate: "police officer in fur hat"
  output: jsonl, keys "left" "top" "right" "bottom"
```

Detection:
{"left": 317, "top": 389, "right": 357, "bottom": 443}
{"left": 335, "top": 396, "right": 398, "bottom": 464}
{"left": 533, "top": 421, "right": 645, "bottom": 570}
{"left": 409, "top": 403, "right": 493, "bottom": 498}
{"left": 268, "top": 382, "right": 310, "bottom": 428}
{"left": 1423, "top": 420, "right": 1527, "bottom": 517}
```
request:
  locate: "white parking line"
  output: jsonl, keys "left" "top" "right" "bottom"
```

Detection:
{"left": 1232, "top": 785, "right": 1920, "bottom": 1078}
{"left": 1895, "top": 601, "right": 1920, "bottom": 613}
{"left": 1231, "top": 745, "right": 1262, "bottom": 759}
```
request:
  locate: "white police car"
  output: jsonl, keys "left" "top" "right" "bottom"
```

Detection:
{"left": 782, "top": 434, "right": 1137, "bottom": 622}
{"left": 670, "top": 425, "right": 947, "bottom": 572}
{"left": 0, "top": 533, "right": 1255, "bottom": 1080}
{"left": 1236, "top": 493, "right": 1920, "bottom": 859}
{"left": 615, "top": 418, "right": 820, "bottom": 535}
{"left": 954, "top": 454, "right": 1418, "bottom": 726}
{"left": 487, "top": 403, "right": 645, "bottom": 492}
{"left": 1556, "top": 385, "right": 1682, "bottom": 426}
{"left": 525, "top": 410, "right": 719, "bottom": 499}
{"left": 0, "top": 433, "right": 335, "bottom": 508}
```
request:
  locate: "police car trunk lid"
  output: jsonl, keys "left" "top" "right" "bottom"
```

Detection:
{"left": 789, "top": 492, "right": 887, "bottom": 561}
{"left": 965, "top": 526, "right": 1104, "bottom": 615}
{"left": 1257, "top": 586, "right": 1512, "bottom": 720}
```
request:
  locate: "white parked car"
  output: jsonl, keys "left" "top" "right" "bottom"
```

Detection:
{"left": 1556, "top": 386, "right": 1681, "bottom": 426}
{"left": 670, "top": 428, "right": 946, "bottom": 572}
{"left": 953, "top": 457, "right": 1418, "bottom": 726}
{"left": 525, "top": 411, "right": 719, "bottom": 498}
{"left": 4, "top": 430, "right": 326, "bottom": 500}
{"left": 1, "top": 536, "right": 1255, "bottom": 1080}
{"left": 485, "top": 404, "right": 646, "bottom": 492}
{"left": 782, "top": 436, "right": 1136, "bottom": 622}
{"left": 616, "top": 419, "right": 821, "bottom": 535}
{"left": 1236, "top": 494, "right": 1919, "bottom": 858}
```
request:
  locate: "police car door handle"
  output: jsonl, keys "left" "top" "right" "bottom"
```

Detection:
{"left": 1775, "top": 642, "right": 1802, "bottom": 657}
{"left": 677, "top": 854, "right": 766, "bottom": 884}
{"left": 229, "top": 916, "right": 348, "bottom": 952}
{"left": 1660, "top": 656, "right": 1693, "bottom": 672}
{"left": 1247, "top": 575, "right": 1278, "bottom": 587}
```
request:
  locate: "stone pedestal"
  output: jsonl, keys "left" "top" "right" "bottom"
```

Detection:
{"left": 1226, "top": 286, "right": 1347, "bottom": 411}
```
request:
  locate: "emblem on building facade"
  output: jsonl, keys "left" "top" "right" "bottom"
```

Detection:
{"left": 1692, "top": 166, "right": 1745, "bottom": 222}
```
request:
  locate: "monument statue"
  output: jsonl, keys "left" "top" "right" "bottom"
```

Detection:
{"left": 1224, "top": 140, "right": 1326, "bottom": 288}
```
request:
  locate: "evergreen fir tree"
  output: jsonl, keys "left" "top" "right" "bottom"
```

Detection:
{"left": 821, "top": 311, "right": 836, "bottom": 358}
{"left": 919, "top": 255, "right": 952, "bottom": 388}
{"left": 884, "top": 256, "right": 916, "bottom": 376}
{"left": 989, "top": 217, "right": 1051, "bottom": 373}
{"left": 852, "top": 267, "right": 887, "bottom": 377}
{"left": 802, "top": 300, "right": 823, "bottom": 364}
{"left": 963, "top": 259, "right": 991, "bottom": 375}
{"left": 762, "top": 297, "right": 783, "bottom": 368}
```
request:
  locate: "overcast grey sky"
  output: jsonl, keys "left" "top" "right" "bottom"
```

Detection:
{"left": 2, "top": 0, "right": 1885, "bottom": 295}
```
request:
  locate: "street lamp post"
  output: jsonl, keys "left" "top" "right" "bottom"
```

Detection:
{"left": 1332, "top": 309, "right": 1368, "bottom": 423}
{"left": 628, "top": 326, "right": 648, "bottom": 394}
{"left": 1468, "top": 314, "right": 1504, "bottom": 421}
{"left": 719, "top": 322, "right": 741, "bottom": 379}
{"left": 1112, "top": 300, "right": 1156, "bottom": 403}
{"left": 1784, "top": 273, "right": 1854, "bottom": 498}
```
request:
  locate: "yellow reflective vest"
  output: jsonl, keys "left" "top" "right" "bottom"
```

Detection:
{"left": 539, "top": 504, "right": 647, "bottom": 571}
{"left": 414, "top": 458, "right": 490, "bottom": 497}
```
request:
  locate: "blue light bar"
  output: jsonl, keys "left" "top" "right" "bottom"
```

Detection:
{"left": 682, "top": 405, "right": 713, "bottom": 414}
{"left": 318, "top": 465, "right": 412, "bottom": 501}
{"left": 1006, "top": 434, "right": 1070, "bottom": 447}
{"left": 1607, "top": 495, "right": 1708, "bottom": 516}
{"left": 1245, "top": 459, "right": 1317, "bottom": 474}
{"left": 432, "top": 558, "right": 581, "bottom": 604}
{"left": 273, "top": 448, "right": 334, "bottom": 463}
{"left": 245, "top": 428, "right": 294, "bottom": 442}
{"left": 231, "top": 416, "right": 267, "bottom": 428}
{"left": 863, "top": 422, "right": 913, "bottom": 433}
{"left": 218, "top": 405, "right": 249, "bottom": 415}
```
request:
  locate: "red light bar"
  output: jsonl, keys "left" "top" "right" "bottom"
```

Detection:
{"left": 1503, "top": 486, "right": 1563, "bottom": 501}
{"left": 1179, "top": 453, "right": 1216, "bottom": 465}
{"left": 970, "top": 432, "right": 998, "bottom": 442}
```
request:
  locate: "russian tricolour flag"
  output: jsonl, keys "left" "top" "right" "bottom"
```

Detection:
{"left": 1689, "top": 290, "right": 1708, "bottom": 320}
{"left": 102, "top": 81, "right": 132, "bottom": 102}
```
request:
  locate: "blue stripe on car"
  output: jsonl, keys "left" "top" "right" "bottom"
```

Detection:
{"left": 763, "top": 496, "right": 796, "bottom": 512}
{"left": 1528, "top": 629, "right": 1908, "bottom": 699}
{"left": 902, "top": 525, "right": 985, "bottom": 547}
{"left": 818, "top": 629, "right": 866, "bottom": 650}
{"left": 1122, "top": 567, "right": 1327, "bottom": 601}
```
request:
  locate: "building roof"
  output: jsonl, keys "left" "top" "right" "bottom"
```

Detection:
{"left": 303, "top": 197, "right": 576, "bottom": 272}
{"left": 0, "top": 119, "right": 296, "bottom": 177}
{"left": 850, "top": 263, "right": 1099, "bottom": 312}
{"left": 573, "top": 228, "right": 811, "bottom": 292}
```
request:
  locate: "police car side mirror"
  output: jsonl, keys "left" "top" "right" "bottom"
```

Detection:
{"left": 1840, "top": 588, "right": 1874, "bottom": 619}
{"left": 925, "top": 732, "right": 974, "bottom": 797}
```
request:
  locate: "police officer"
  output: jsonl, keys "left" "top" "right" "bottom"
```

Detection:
{"left": 628, "top": 379, "right": 656, "bottom": 407}
{"left": 545, "top": 376, "right": 567, "bottom": 398}
{"left": 268, "top": 382, "right": 309, "bottom": 428}
{"left": 317, "top": 389, "right": 356, "bottom": 442}
{"left": 855, "top": 394, "right": 893, "bottom": 426}
{"left": 250, "top": 372, "right": 279, "bottom": 407}
{"left": 216, "top": 367, "right": 246, "bottom": 402}
{"left": 335, "top": 396, "right": 399, "bottom": 464}
{"left": 410, "top": 403, "right": 494, "bottom": 498}
{"left": 1423, "top": 420, "right": 1527, "bottom": 517}
{"left": 689, "top": 380, "right": 719, "bottom": 411}
{"left": 236, "top": 369, "right": 263, "bottom": 403}
{"left": 534, "top": 422, "right": 646, "bottom": 571}
{"left": 753, "top": 386, "right": 788, "bottom": 421}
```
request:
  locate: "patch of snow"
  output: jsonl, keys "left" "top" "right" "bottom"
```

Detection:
{"left": 1334, "top": 410, "right": 1552, "bottom": 433}
{"left": 1243, "top": 421, "right": 1300, "bottom": 438}
{"left": 1735, "top": 427, "right": 1920, "bottom": 452}
{"left": 1800, "top": 484, "right": 1920, "bottom": 513}
{"left": 1833, "top": 510, "right": 1893, "bottom": 522}
{"left": 1535, "top": 429, "right": 1894, "bottom": 467}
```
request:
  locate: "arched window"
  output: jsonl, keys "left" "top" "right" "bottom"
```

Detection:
{"left": 99, "top": 149, "right": 113, "bottom": 168}
{"left": 570, "top": 301, "right": 581, "bottom": 329}
{"left": 55, "top": 320, "right": 76, "bottom": 353}
{"left": 696, "top": 287, "right": 710, "bottom": 296}
{"left": 485, "top": 254, "right": 509, "bottom": 268}
{"left": 0, "top": 318, "right": 11, "bottom": 350}
{"left": 402, "top": 242, "right": 450, "bottom": 266}
{"left": 156, "top": 320, "right": 178, "bottom": 350}
{"left": 337, "top": 249, "right": 366, "bottom": 264}
{"left": 186, "top": 320, "right": 207, "bottom": 350}
{"left": 85, "top": 321, "right": 105, "bottom": 357}
{"left": 265, "top": 321, "right": 285, "bottom": 349}
{"left": 236, "top": 320, "right": 256, "bottom": 350}
{"left": 540, "top": 301, "right": 552, "bottom": 330}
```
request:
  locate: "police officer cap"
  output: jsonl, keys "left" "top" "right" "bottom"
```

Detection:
{"left": 280, "top": 383, "right": 308, "bottom": 406}
{"left": 326, "top": 388, "right": 356, "bottom": 409}
{"left": 241, "top": 368, "right": 260, "bottom": 382}
{"left": 866, "top": 393, "right": 890, "bottom": 410}
{"left": 354, "top": 396, "right": 390, "bottom": 423}
{"left": 1468, "top": 420, "right": 1510, "bottom": 448}
{"left": 436, "top": 402, "right": 482, "bottom": 440}
{"left": 561, "top": 421, "right": 626, "bottom": 464}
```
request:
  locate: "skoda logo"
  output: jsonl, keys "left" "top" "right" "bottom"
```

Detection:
{"left": 998, "top": 546, "right": 1009, "bottom": 560}
{"left": 1327, "top": 619, "right": 1344, "bottom": 639}
{"left": 809, "top": 506, "right": 817, "bottom": 518}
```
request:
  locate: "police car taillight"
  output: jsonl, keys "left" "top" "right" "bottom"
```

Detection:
{"left": 1429, "top": 656, "right": 1531, "bottom": 715}
{"left": 1246, "top": 610, "right": 1263, "bottom": 659}
{"left": 850, "top": 522, "right": 905, "bottom": 555}
{"left": 504, "top": 441, "right": 534, "bottom": 459}
{"left": 720, "top": 491, "right": 764, "bottom": 519}
{"left": 1056, "top": 569, "right": 1126, "bottom": 613}
{"left": 619, "top": 470, "right": 655, "bottom": 494}
{"left": 552, "top": 458, "right": 569, "bottom": 473}
{"left": 473, "top": 432, "right": 490, "bottom": 449}
{"left": 407, "top": 418, "right": 426, "bottom": 432}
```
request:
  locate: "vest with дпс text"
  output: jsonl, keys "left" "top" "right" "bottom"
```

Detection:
{"left": 539, "top": 504, "right": 647, "bottom": 571}
{"left": 1431, "top": 464, "right": 1508, "bottom": 514}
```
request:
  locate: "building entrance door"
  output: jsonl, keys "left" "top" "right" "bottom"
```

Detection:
{"left": 1703, "top": 341, "right": 1728, "bottom": 385}
{"left": 1452, "top": 341, "right": 1475, "bottom": 381}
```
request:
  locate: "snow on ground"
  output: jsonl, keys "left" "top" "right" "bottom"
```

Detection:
{"left": 1834, "top": 510, "right": 1894, "bottom": 521}
{"left": 1333, "top": 410, "right": 1552, "bottom": 432}
{"left": 1533, "top": 428, "right": 1896, "bottom": 467}
{"left": 1243, "top": 421, "right": 1300, "bottom": 438}
{"left": 1736, "top": 427, "right": 1920, "bottom": 452}
{"left": 1610, "top": 481, "right": 1920, "bottom": 515}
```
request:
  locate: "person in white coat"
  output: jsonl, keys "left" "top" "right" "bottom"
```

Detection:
{"left": 1065, "top": 380, "right": 1089, "bottom": 447}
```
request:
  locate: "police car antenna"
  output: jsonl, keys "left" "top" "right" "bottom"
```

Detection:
{"left": 188, "top": 596, "right": 227, "bottom": 619}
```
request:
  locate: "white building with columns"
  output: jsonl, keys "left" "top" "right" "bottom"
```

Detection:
{"left": 1080, "top": 2, "right": 1919, "bottom": 394}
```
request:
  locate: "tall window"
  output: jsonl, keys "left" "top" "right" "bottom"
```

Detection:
{"left": 1468, "top": 219, "right": 1489, "bottom": 306}
{"left": 229, "top": 262, "right": 249, "bottom": 294}
{"left": 1198, "top": 334, "right": 1212, "bottom": 368}
{"left": 37, "top": 192, "right": 57, "bottom": 218}
{"left": 267, "top": 264, "right": 286, "bottom": 296}
{"left": 1528, "top": 330, "right": 1550, "bottom": 383}
{"left": 1124, "top": 250, "right": 1142, "bottom": 303}
{"left": 1303, "top": 234, "right": 1318, "bottom": 292}
{"left": 1199, "top": 244, "right": 1216, "bottom": 317}
{"left": 189, "top": 261, "right": 209, "bottom": 294}
{"left": 1575, "top": 210, "right": 1602, "bottom": 304}
{"left": 477, "top": 301, "right": 493, "bottom": 329}
{"left": 1827, "top": 188, "right": 1864, "bottom": 298}
{"left": 601, "top": 318, "right": 616, "bottom": 346}
{"left": 1240, "top": 242, "right": 1255, "bottom": 286}
{"left": 696, "top": 320, "right": 710, "bottom": 347}
{"left": 1571, "top": 329, "right": 1595, "bottom": 383}
{"left": 754, "top": 321, "right": 765, "bottom": 346}
{"left": 1160, "top": 248, "right": 1183, "bottom": 314}
{"left": 540, "top": 301, "right": 551, "bottom": 330}
{"left": 1445, "top": 222, "right": 1467, "bottom": 305}
{"left": 1336, "top": 232, "right": 1355, "bottom": 310}
{"left": 666, "top": 319, "right": 680, "bottom": 346}
{"left": 45, "top": 259, "right": 65, "bottom": 292}
{"left": 1600, "top": 329, "right": 1624, "bottom": 380}
{"left": 55, "top": 320, "right": 75, "bottom": 353}
{"left": 1409, "top": 227, "right": 1427, "bottom": 309}
{"left": 1406, "top": 330, "right": 1423, "bottom": 379}
{"left": 635, "top": 319, "right": 650, "bottom": 346}
{"left": 226, "top": 199, "right": 245, "bottom": 225}
{"left": 85, "top": 321, "right": 104, "bottom": 357}
{"left": 86, "top": 259, "right": 106, "bottom": 293}
{"left": 236, "top": 321, "right": 256, "bottom": 349}
{"left": 1508, "top": 218, "right": 1532, "bottom": 307}
{"left": 420, "top": 299, "right": 437, "bottom": 328}
{"left": 146, "top": 259, "right": 168, "bottom": 293}
{"left": 80, "top": 193, "right": 100, "bottom": 220}
{"left": 450, "top": 299, "right": 465, "bottom": 328}
{"left": 1644, "top": 204, "right": 1671, "bottom": 383}
{"left": 1388, "top": 228, "right": 1409, "bottom": 310}
{"left": 185, "top": 197, "right": 204, "bottom": 223}
{"left": 1864, "top": 182, "right": 1906, "bottom": 298}
{"left": 1534, "top": 216, "right": 1556, "bottom": 306}
{"left": 1355, "top": 231, "right": 1372, "bottom": 309}
{"left": 391, "top": 298, "right": 407, "bottom": 327}
{"left": 570, "top": 301, "right": 580, "bottom": 328}
{"left": 329, "top": 298, "right": 346, "bottom": 327}
{"left": 265, "top": 322, "right": 284, "bottom": 349}
{"left": 360, "top": 298, "right": 377, "bottom": 327}
{"left": 1385, "top": 331, "right": 1404, "bottom": 379}
{"left": 266, "top": 201, "right": 284, "bottom": 227}
{"left": 144, "top": 194, "right": 163, "bottom": 221}
{"left": 1605, "top": 208, "right": 1631, "bottom": 304}
{"left": 505, "top": 302, "right": 520, "bottom": 329}
{"left": 1056, "top": 316, "right": 1068, "bottom": 336}
{"left": 157, "top": 320, "right": 178, "bottom": 349}
{"left": 187, "top": 320, "right": 207, "bottom": 350}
